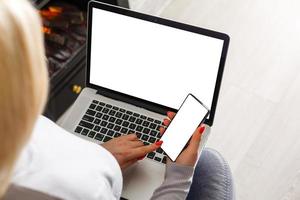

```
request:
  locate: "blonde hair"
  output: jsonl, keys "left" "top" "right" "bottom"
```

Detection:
{"left": 0, "top": 0, "right": 48, "bottom": 196}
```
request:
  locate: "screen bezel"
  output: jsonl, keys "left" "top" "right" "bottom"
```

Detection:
{"left": 87, "top": 1, "right": 230, "bottom": 126}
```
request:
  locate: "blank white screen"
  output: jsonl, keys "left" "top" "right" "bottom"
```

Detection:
{"left": 160, "top": 95, "right": 208, "bottom": 161}
{"left": 90, "top": 8, "right": 224, "bottom": 110}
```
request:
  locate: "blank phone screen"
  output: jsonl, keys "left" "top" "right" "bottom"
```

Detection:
{"left": 161, "top": 94, "right": 209, "bottom": 161}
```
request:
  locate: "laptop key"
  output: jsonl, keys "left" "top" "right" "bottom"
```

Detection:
{"left": 105, "top": 104, "right": 112, "bottom": 108}
{"left": 154, "top": 157, "right": 162, "bottom": 162}
{"left": 121, "top": 128, "right": 128, "bottom": 134}
{"left": 94, "top": 118, "right": 101, "bottom": 125}
{"left": 154, "top": 120, "right": 161, "bottom": 124}
{"left": 109, "top": 117, "right": 116, "bottom": 123}
{"left": 83, "top": 115, "right": 94, "bottom": 122}
{"left": 150, "top": 130, "right": 157, "bottom": 137}
{"left": 92, "top": 100, "right": 99, "bottom": 104}
{"left": 109, "top": 110, "right": 116, "bottom": 116}
{"left": 156, "top": 148, "right": 163, "bottom": 154}
{"left": 148, "top": 137, "right": 156, "bottom": 143}
{"left": 115, "top": 112, "right": 122, "bottom": 118}
{"left": 86, "top": 109, "right": 96, "bottom": 116}
{"left": 75, "top": 126, "right": 83, "bottom": 133}
{"left": 126, "top": 111, "right": 133, "bottom": 115}
{"left": 143, "top": 141, "right": 150, "bottom": 146}
{"left": 133, "top": 113, "right": 140, "bottom": 117}
{"left": 96, "top": 112, "right": 103, "bottom": 118}
{"left": 107, "top": 130, "right": 114, "bottom": 136}
{"left": 136, "top": 132, "right": 142, "bottom": 138}
{"left": 81, "top": 129, "right": 89, "bottom": 136}
{"left": 89, "top": 104, "right": 97, "bottom": 109}
{"left": 122, "top": 114, "right": 129, "bottom": 120}
{"left": 79, "top": 121, "right": 94, "bottom": 129}
{"left": 140, "top": 115, "right": 147, "bottom": 119}
{"left": 142, "top": 128, "right": 150, "bottom": 134}
{"left": 136, "top": 126, "right": 143, "bottom": 132}
{"left": 112, "top": 106, "right": 119, "bottom": 111}
{"left": 129, "top": 116, "right": 136, "bottom": 122}
{"left": 119, "top": 108, "right": 126, "bottom": 113}
{"left": 129, "top": 123, "right": 136, "bottom": 130}
{"left": 147, "top": 117, "right": 154, "bottom": 122}
{"left": 100, "top": 128, "right": 108, "bottom": 134}
{"left": 94, "top": 125, "right": 101, "bottom": 132}
{"left": 114, "top": 125, "right": 121, "bottom": 131}
{"left": 102, "top": 114, "right": 109, "bottom": 121}
{"left": 103, "top": 136, "right": 112, "bottom": 142}
{"left": 95, "top": 133, "right": 104, "bottom": 141}
{"left": 122, "top": 121, "right": 129, "bottom": 127}
{"left": 114, "top": 132, "right": 121, "bottom": 137}
{"left": 107, "top": 123, "right": 114, "bottom": 129}
{"left": 136, "top": 119, "right": 143, "bottom": 125}
{"left": 88, "top": 131, "right": 96, "bottom": 138}
{"left": 142, "top": 121, "right": 150, "bottom": 127}
{"left": 149, "top": 123, "right": 157, "bottom": 129}
{"left": 147, "top": 152, "right": 155, "bottom": 159}
{"left": 96, "top": 106, "right": 103, "bottom": 112}
{"left": 141, "top": 134, "right": 149, "bottom": 141}
{"left": 102, "top": 108, "right": 109, "bottom": 114}
{"left": 116, "top": 119, "right": 122, "bottom": 125}
{"left": 100, "top": 121, "right": 108, "bottom": 127}
{"left": 99, "top": 102, "right": 105, "bottom": 106}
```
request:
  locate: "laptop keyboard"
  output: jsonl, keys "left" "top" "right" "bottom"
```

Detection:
{"left": 74, "top": 100, "right": 167, "bottom": 164}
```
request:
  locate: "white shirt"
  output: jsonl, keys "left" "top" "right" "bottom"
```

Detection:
{"left": 12, "top": 116, "right": 123, "bottom": 200}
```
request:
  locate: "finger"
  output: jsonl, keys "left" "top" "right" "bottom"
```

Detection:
{"left": 126, "top": 141, "right": 163, "bottom": 161}
{"left": 188, "top": 125, "right": 205, "bottom": 151}
{"left": 128, "top": 140, "right": 144, "bottom": 148}
{"left": 159, "top": 127, "right": 165, "bottom": 135}
{"left": 122, "top": 133, "right": 138, "bottom": 141}
{"left": 167, "top": 111, "right": 176, "bottom": 120}
{"left": 163, "top": 119, "right": 171, "bottom": 126}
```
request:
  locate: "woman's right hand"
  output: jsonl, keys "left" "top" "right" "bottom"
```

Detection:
{"left": 101, "top": 134, "right": 162, "bottom": 170}
{"left": 160, "top": 111, "right": 205, "bottom": 167}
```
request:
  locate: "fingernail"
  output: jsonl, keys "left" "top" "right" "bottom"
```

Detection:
{"left": 155, "top": 140, "right": 163, "bottom": 146}
{"left": 199, "top": 126, "right": 205, "bottom": 134}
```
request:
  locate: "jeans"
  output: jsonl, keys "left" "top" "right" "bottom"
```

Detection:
{"left": 187, "top": 148, "right": 235, "bottom": 200}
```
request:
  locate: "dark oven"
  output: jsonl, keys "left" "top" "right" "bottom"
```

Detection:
{"left": 31, "top": 0, "right": 129, "bottom": 121}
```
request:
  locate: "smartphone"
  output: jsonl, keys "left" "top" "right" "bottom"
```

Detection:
{"left": 160, "top": 94, "right": 209, "bottom": 161}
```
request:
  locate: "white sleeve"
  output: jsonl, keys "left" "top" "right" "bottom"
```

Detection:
{"left": 12, "top": 116, "right": 123, "bottom": 200}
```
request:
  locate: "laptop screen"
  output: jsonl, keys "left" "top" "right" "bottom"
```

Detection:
{"left": 89, "top": 5, "right": 227, "bottom": 124}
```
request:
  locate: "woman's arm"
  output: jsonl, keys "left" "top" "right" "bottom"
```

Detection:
{"left": 151, "top": 162, "right": 194, "bottom": 200}
{"left": 150, "top": 111, "right": 205, "bottom": 200}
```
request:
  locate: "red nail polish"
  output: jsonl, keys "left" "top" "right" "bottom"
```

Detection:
{"left": 199, "top": 126, "right": 205, "bottom": 133}
{"left": 155, "top": 141, "right": 163, "bottom": 146}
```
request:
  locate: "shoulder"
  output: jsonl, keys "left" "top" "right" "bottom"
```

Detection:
{"left": 12, "top": 116, "right": 122, "bottom": 200}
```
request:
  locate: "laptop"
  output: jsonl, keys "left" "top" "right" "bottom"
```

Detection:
{"left": 61, "top": 1, "right": 229, "bottom": 199}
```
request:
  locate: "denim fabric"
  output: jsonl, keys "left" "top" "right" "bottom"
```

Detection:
{"left": 186, "top": 148, "right": 235, "bottom": 200}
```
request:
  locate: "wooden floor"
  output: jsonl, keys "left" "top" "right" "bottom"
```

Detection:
{"left": 130, "top": 0, "right": 300, "bottom": 199}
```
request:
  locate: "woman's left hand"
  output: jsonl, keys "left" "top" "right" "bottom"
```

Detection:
{"left": 101, "top": 134, "right": 162, "bottom": 170}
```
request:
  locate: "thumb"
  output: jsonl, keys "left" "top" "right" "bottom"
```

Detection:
{"left": 188, "top": 125, "right": 205, "bottom": 151}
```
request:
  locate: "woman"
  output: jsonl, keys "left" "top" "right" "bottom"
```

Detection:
{"left": 0, "top": 0, "right": 206, "bottom": 199}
